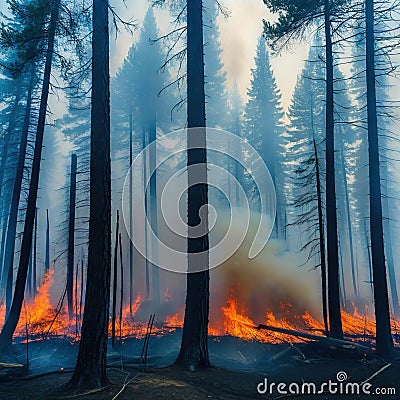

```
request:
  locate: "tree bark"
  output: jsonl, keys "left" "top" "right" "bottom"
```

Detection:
{"left": 111, "top": 210, "right": 119, "bottom": 347}
{"left": 45, "top": 209, "right": 50, "bottom": 271}
{"left": 313, "top": 139, "right": 328, "bottom": 334}
{"left": 0, "top": 83, "right": 22, "bottom": 291}
{"left": 67, "top": 153, "right": 77, "bottom": 320}
{"left": 365, "top": 0, "right": 393, "bottom": 357}
{"left": 148, "top": 119, "right": 160, "bottom": 307}
{"left": 129, "top": 107, "right": 134, "bottom": 314}
{"left": 33, "top": 208, "right": 37, "bottom": 295}
{"left": 119, "top": 232, "right": 123, "bottom": 341}
{"left": 175, "top": 0, "right": 210, "bottom": 371}
{"left": 324, "top": 0, "right": 343, "bottom": 340}
{"left": 0, "top": 0, "right": 60, "bottom": 357}
{"left": 68, "top": 0, "right": 111, "bottom": 388}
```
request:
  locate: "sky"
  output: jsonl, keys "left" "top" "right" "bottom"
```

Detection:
{"left": 109, "top": 0, "right": 309, "bottom": 111}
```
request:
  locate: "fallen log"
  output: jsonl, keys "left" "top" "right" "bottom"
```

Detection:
{"left": 0, "top": 362, "right": 24, "bottom": 369}
{"left": 256, "top": 323, "right": 378, "bottom": 355}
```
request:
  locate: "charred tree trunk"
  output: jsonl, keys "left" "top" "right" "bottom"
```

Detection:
{"left": 119, "top": 232, "right": 123, "bottom": 341}
{"left": 0, "top": 217, "right": 7, "bottom": 283}
{"left": 175, "top": 0, "right": 210, "bottom": 371}
{"left": 129, "top": 107, "right": 134, "bottom": 314}
{"left": 111, "top": 210, "right": 119, "bottom": 347}
{"left": 33, "top": 208, "right": 37, "bottom": 295}
{"left": 365, "top": 0, "right": 393, "bottom": 357}
{"left": 149, "top": 119, "right": 160, "bottom": 307}
{"left": 0, "top": 85, "right": 22, "bottom": 290}
{"left": 45, "top": 209, "right": 50, "bottom": 272}
{"left": 142, "top": 128, "right": 150, "bottom": 300}
{"left": 382, "top": 194, "right": 399, "bottom": 317}
{"left": 68, "top": 0, "right": 111, "bottom": 388}
{"left": 313, "top": 139, "right": 328, "bottom": 334}
{"left": 324, "top": 0, "right": 343, "bottom": 340}
{"left": 339, "top": 142, "right": 358, "bottom": 297}
{"left": 3, "top": 68, "right": 35, "bottom": 317}
{"left": 0, "top": 0, "right": 60, "bottom": 356}
{"left": 67, "top": 153, "right": 77, "bottom": 321}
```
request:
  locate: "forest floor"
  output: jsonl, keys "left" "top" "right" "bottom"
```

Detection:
{"left": 0, "top": 349, "right": 399, "bottom": 399}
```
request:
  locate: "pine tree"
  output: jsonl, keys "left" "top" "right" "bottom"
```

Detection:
{"left": 243, "top": 36, "right": 285, "bottom": 238}
{"left": 203, "top": 0, "right": 228, "bottom": 129}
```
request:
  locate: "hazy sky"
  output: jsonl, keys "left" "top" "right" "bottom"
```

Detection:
{"left": 109, "top": 0, "right": 309, "bottom": 110}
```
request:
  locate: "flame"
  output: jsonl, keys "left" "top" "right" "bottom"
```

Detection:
{"left": 0, "top": 273, "right": 399, "bottom": 348}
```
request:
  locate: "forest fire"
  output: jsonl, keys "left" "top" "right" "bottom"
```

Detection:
{"left": 1, "top": 270, "right": 398, "bottom": 347}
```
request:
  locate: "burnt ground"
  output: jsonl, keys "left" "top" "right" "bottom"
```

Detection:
{"left": 0, "top": 333, "right": 399, "bottom": 399}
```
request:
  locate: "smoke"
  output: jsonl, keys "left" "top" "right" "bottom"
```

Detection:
{"left": 210, "top": 210, "right": 323, "bottom": 327}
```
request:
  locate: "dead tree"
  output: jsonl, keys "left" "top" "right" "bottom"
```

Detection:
{"left": 67, "top": 153, "right": 77, "bottom": 320}
{"left": 111, "top": 210, "right": 120, "bottom": 347}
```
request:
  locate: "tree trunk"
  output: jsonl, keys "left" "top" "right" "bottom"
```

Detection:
{"left": 175, "top": 0, "right": 210, "bottom": 371}
{"left": 324, "top": 0, "right": 343, "bottom": 340}
{"left": 339, "top": 141, "right": 358, "bottom": 297}
{"left": 67, "top": 153, "right": 77, "bottom": 320}
{"left": 3, "top": 68, "right": 35, "bottom": 317}
{"left": 148, "top": 119, "right": 160, "bottom": 307}
{"left": 45, "top": 209, "right": 50, "bottom": 271}
{"left": 111, "top": 210, "right": 119, "bottom": 347}
{"left": 380, "top": 154, "right": 399, "bottom": 317}
{"left": 68, "top": 0, "right": 111, "bottom": 387}
{"left": 0, "top": 217, "right": 7, "bottom": 284}
{"left": 142, "top": 127, "right": 150, "bottom": 300}
{"left": 119, "top": 232, "right": 123, "bottom": 341}
{"left": 129, "top": 107, "right": 134, "bottom": 314}
{"left": 365, "top": 0, "right": 393, "bottom": 357}
{"left": 0, "top": 0, "right": 60, "bottom": 356}
{"left": 33, "top": 208, "right": 37, "bottom": 295}
{"left": 0, "top": 84, "right": 22, "bottom": 290}
{"left": 313, "top": 139, "right": 328, "bottom": 334}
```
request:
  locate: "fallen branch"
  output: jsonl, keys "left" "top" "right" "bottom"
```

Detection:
{"left": 111, "top": 372, "right": 140, "bottom": 400}
{"left": 361, "top": 363, "right": 392, "bottom": 385}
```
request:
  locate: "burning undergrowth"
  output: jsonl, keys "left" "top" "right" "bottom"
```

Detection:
{"left": 1, "top": 239, "right": 399, "bottom": 348}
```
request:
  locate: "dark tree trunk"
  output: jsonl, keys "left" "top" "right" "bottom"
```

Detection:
{"left": 68, "top": 0, "right": 111, "bottom": 388}
{"left": 365, "top": 0, "right": 393, "bottom": 357}
{"left": 339, "top": 141, "right": 358, "bottom": 297}
{"left": 3, "top": 68, "right": 35, "bottom": 317}
{"left": 129, "top": 107, "right": 134, "bottom": 314}
{"left": 111, "top": 210, "right": 119, "bottom": 347}
{"left": 0, "top": 0, "right": 60, "bottom": 356}
{"left": 67, "top": 153, "right": 77, "bottom": 320}
{"left": 380, "top": 154, "right": 399, "bottom": 317}
{"left": 0, "top": 217, "right": 7, "bottom": 284}
{"left": 27, "top": 240, "right": 32, "bottom": 296}
{"left": 313, "top": 139, "right": 329, "bottom": 334}
{"left": 175, "top": 0, "right": 210, "bottom": 371}
{"left": 119, "top": 232, "right": 123, "bottom": 341}
{"left": 142, "top": 128, "right": 150, "bottom": 300}
{"left": 0, "top": 85, "right": 22, "bottom": 290}
{"left": 148, "top": 119, "right": 160, "bottom": 307}
{"left": 324, "top": 0, "right": 343, "bottom": 340}
{"left": 33, "top": 208, "right": 37, "bottom": 295}
{"left": 382, "top": 194, "right": 399, "bottom": 317}
{"left": 45, "top": 209, "right": 50, "bottom": 271}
